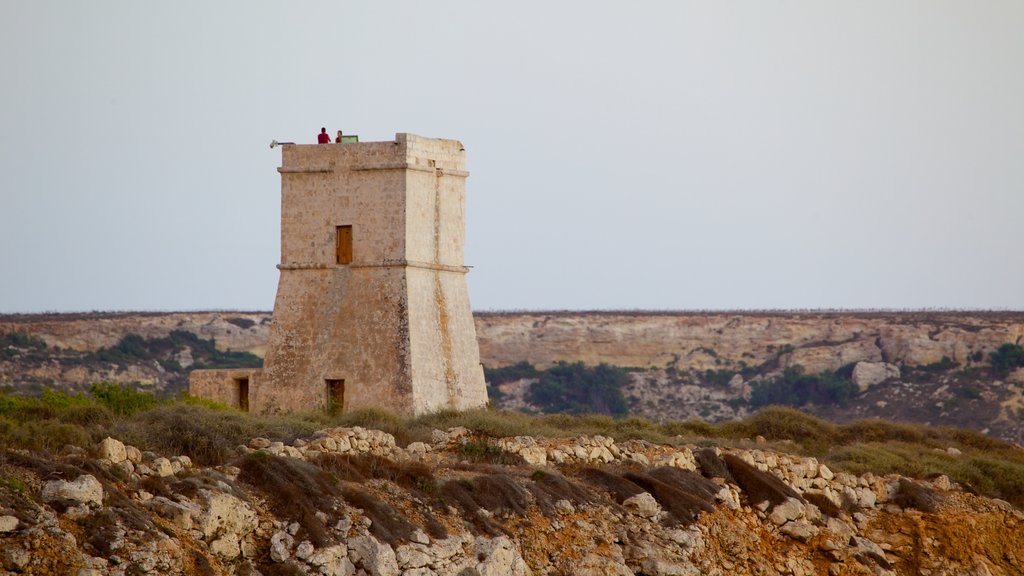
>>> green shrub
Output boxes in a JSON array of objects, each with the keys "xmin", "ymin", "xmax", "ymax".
[
  {"xmin": 484, "ymin": 361, "xmax": 539, "ymax": 385},
  {"xmin": 0, "ymin": 332, "xmax": 47, "ymax": 359},
  {"xmin": 703, "ymin": 369, "xmax": 736, "ymax": 387},
  {"xmin": 527, "ymin": 362, "xmax": 630, "ymax": 416},
  {"xmin": 89, "ymin": 383, "xmax": 158, "ymax": 415},
  {"xmin": 88, "ymin": 331, "xmax": 262, "ymax": 371},
  {"xmin": 749, "ymin": 365, "xmax": 857, "ymax": 408},
  {"xmin": 990, "ymin": 343, "xmax": 1024, "ymax": 374}
]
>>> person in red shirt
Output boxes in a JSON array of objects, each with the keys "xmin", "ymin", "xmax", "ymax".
[{"xmin": 317, "ymin": 127, "xmax": 330, "ymax": 144}]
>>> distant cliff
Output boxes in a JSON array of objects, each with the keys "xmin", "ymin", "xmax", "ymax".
[{"xmin": 3, "ymin": 311, "xmax": 1024, "ymax": 443}]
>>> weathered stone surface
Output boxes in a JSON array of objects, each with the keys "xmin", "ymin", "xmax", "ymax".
[
  {"xmin": 769, "ymin": 497, "xmax": 805, "ymax": 526},
  {"xmin": 96, "ymin": 437, "xmax": 127, "ymax": 463},
  {"xmin": 0, "ymin": 515, "xmax": 19, "ymax": 532},
  {"xmin": 125, "ymin": 445, "xmax": 143, "ymax": 464},
  {"xmin": 41, "ymin": 474, "xmax": 103, "ymax": 507},
  {"xmin": 475, "ymin": 536, "xmax": 531, "ymax": 576},
  {"xmin": 151, "ymin": 457, "xmax": 174, "ymax": 477},
  {"xmin": 146, "ymin": 496, "xmax": 194, "ymax": 530},
  {"xmin": 852, "ymin": 361, "xmax": 901, "ymax": 392},
  {"xmin": 209, "ymin": 533, "xmax": 241, "ymax": 560},
  {"xmin": 780, "ymin": 519, "xmax": 819, "ymax": 542},
  {"xmin": 348, "ymin": 534, "xmax": 400, "ymax": 576},
  {"xmin": 194, "ymin": 490, "xmax": 258, "ymax": 541},
  {"xmin": 270, "ymin": 531, "xmax": 293, "ymax": 562},
  {"xmin": 623, "ymin": 492, "xmax": 661, "ymax": 518}
]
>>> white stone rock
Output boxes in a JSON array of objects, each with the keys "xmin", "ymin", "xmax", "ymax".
[
  {"xmin": 249, "ymin": 437, "xmax": 272, "ymax": 449},
  {"xmin": 396, "ymin": 544, "xmax": 432, "ymax": 569},
  {"xmin": 97, "ymin": 437, "xmax": 127, "ymax": 463},
  {"xmin": 769, "ymin": 497, "xmax": 805, "ymax": 526},
  {"xmin": 475, "ymin": 536, "xmax": 531, "ymax": 576},
  {"xmin": 146, "ymin": 496, "xmax": 195, "ymax": 530},
  {"xmin": 295, "ymin": 540, "xmax": 315, "ymax": 561},
  {"xmin": 0, "ymin": 515, "xmax": 18, "ymax": 532},
  {"xmin": 194, "ymin": 490, "xmax": 258, "ymax": 541},
  {"xmin": 309, "ymin": 544, "xmax": 350, "ymax": 576},
  {"xmin": 270, "ymin": 531, "xmax": 294, "ymax": 562},
  {"xmin": 818, "ymin": 464, "xmax": 835, "ymax": 481},
  {"xmin": 851, "ymin": 362, "xmax": 901, "ymax": 392},
  {"xmin": 348, "ymin": 534, "xmax": 400, "ymax": 576},
  {"xmin": 41, "ymin": 474, "xmax": 103, "ymax": 507},
  {"xmin": 407, "ymin": 442, "xmax": 430, "ymax": 456},
  {"xmin": 780, "ymin": 519, "xmax": 819, "ymax": 542},
  {"xmin": 151, "ymin": 457, "xmax": 174, "ymax": 477},
  {"xmin": 124, "ymin": 445, "xmax": 143, "ymax": 464},
  {"xmin": 857, "ymin": 487, "xmax": 878, "ymax": 509},
  {"xmin": 209, "ymin": 533, "xmax": 241, "ymax": 561},
  {"xmin": 623, "ymin": 492, "xmax": 662, "ymax": 518}
]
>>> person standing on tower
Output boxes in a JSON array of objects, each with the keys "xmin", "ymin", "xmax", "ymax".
[{"xmin": 317, "ymin": 127, "xmax": 330, "ymax": 144}]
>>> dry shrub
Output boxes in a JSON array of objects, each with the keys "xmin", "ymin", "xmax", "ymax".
[
  {"xmin": 321, "ymin": 454, "xmax": 437, "ymax": 496},
  {"xmin": 472, "ymin": 474, "xmax": 531, "ymax": 516},
  {"xmin": 314, "ymin": 453, "xmax": 368, "ymax": 483},
  {"xmin": 575, "ymin": 467, "xmax": 645, "ymax": 504},
  {"xmin": 647, "ymin": 466, "xmax": 721, "ymax": 502},
  {"xmin": 0, "ymin": 417, "xmax": 92, "ymax": 453},
  {"xmin": 456, "ymin": 441, "xmax": 526, "ymax": 465},
  {"xmin": 237, "ymin": 453, "xmax": 340, "ymax": 546},
  {"xmin": 719, "ymin": 407, "xmax": 837, "ymax": 453},
  {"xmin": 951, "ymin": 454, "xmax": 1024, "ymax": 507},
  {"xmin": 526, "ymin": 470, "xmax": 596, "ymax": 514},
  {"xmin": 260, "ymin": 562, "xmax": 307, "ymax": 576},
  {"xmin": 114, "ymin": 404, "xmax": 317, "ymax": 466},
  {"xmin": 837, "ymin": 419, "xmax": 927, "ymax": 445},
  {"xmin": 341, "ymin": 487, "xmax": 417, "ymax": 544},
  {"xmin": 323, "ymin": 408, "xmax": 414, "ymax": 446},
  {"xmin": 439, "ymin": 479, "xmax": 504, "ymax": 535},
  {"xmin": 659, "ymin": 419, "xmax": 716, "ymax": 438},
  {"xmin": 722, "ymin": 453, "xmax": 801, "ymax": 509},
  {"xmin": 693, "ymin": 448, "xmax": 735, "ymax": 483},
  {"xmin": 413, "ymin": 408, "xmax": 546, "ymax": 441},
  {"xmin": 803, "ymin": 491, "xmax": 841, "ymax": 517},
  {"xmin": 622, "ymin": 471, "xmax": 714, "ymax": 526},
  {"xmin": 437, "ymin": 473, "xmax": 533, "ymax": 535},
  {"xmin": 314, "ymin": 454, "xmax": 448, "ymax": 538}
]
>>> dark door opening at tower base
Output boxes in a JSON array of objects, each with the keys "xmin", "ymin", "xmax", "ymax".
[
  {"xmin": 326, "ymin": 379, "xmax": 345, "ymax": 414},
  {"xmin": 235, "ymin": 377, "xmax": 250, "ymax": 412}
]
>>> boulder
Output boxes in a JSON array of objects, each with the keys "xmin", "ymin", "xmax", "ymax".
[
  {"xmin": 41, "ymin": 474, "xmax": 103, "ymax": 507},
  {"xmin": 194, "ymin": 490, "xmax": 258, "ymax": 541},
  {"xmin": 151, "ymin": 457, "xmax": 175, "ymax": 477},
  {"xmin": 0, "ymin": 516, "xmax": 18, "ymax": 533},
  {"xmin": 851, "ymin": 362, "xmax": 900, "ymax": 392},
  {"xmin": 769, "ymin": 497, "xmax": 805, "ymax": 526},
  {"xmin": 270, "ymin": 531, "xmax": 294, "ymax": 562},
  {"xmin": 475, "ymin": 536, "xmax": 531, "ymax": 576},
  {"xmin": 623, "ymin": 492, "xmax": 661, "ymax": 518},
  {"xmin": 348, "ymin": 534, "xmax": 400, "ymax": 576},
  {"xmin": 209, "ymin": 533, "xmax": 241, "ymax": 561},
  {"xmin": 96, "ymin": 437, "xmax": 127, "ymax": 463}
]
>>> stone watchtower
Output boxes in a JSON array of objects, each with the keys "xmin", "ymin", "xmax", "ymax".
[{"xmin": 190, "ymin": 133, "xmax": 488, "ymax": 416}]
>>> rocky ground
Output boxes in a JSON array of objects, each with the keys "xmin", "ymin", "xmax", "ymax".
[{"xmin": 2, "ymin": 425, "xmax": 1023, "ymax": 576}]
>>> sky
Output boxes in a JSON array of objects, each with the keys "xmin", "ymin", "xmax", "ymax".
[{"xmin": 2, "ymin": 2, "xmax": 1023, "ymax": 313}]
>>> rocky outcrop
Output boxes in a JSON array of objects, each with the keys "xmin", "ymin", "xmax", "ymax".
[
  {"xmin": 474, "ymin": 311, "xmax": 1024, "ymax": 371},
  {"xmin": 2, "ymin": 427, "xmax": 1023, "ymax": 575}
]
